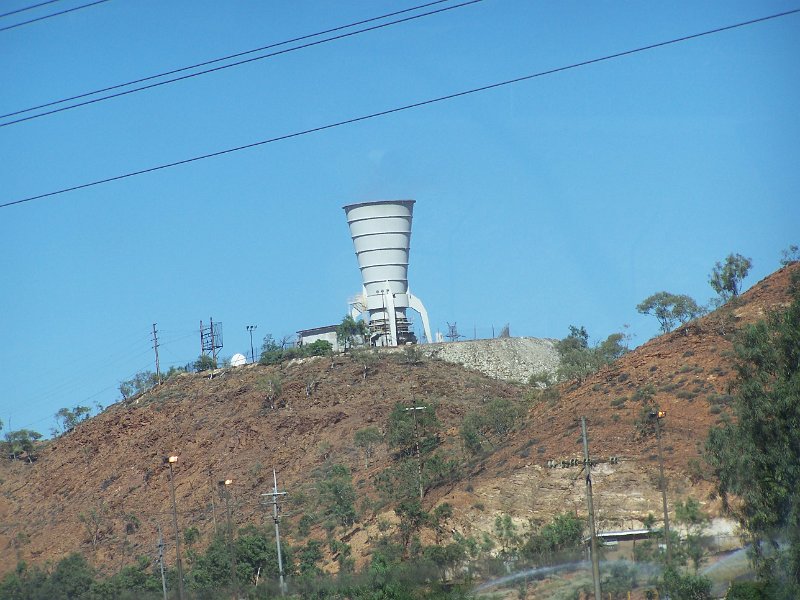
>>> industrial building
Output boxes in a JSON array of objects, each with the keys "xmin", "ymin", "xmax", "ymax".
[{"xmin": 343, "ymin": 199, "xmax": 432, "ymax": 347}]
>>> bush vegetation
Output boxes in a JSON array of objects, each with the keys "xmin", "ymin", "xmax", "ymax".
[{"xmin": 259, "ymin": 334, "xmax": 332, "ymax": 365}]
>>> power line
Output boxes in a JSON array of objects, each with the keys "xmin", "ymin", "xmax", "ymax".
[
  {"xmin": 0, "ymin": 0, "xmax": 62, "ymax": 19},
  {"xmin": 1, "ymin": 0, "xmax": 456, "ymax": 120},
  {"xmin": 3, "ymin": 7, "xmax": 798, "ymax": 210},
  {"xmin": 0, "ymin": 0, "xmax": 111, "ymax": 33},
  {"xmin": 0, "ymin": 0, "xmax": 482, "ymax": 126}
]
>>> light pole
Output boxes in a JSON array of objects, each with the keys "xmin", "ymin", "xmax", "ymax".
[
  {"xmin": 165, "ymin": 456, "xmax": 185, "ymax": 600},
  {"xmin": 247, "ymin": 325, "xmax": 258, "ymax": 363},
  {"xmin": 650, "ymin": 410, "xmax": 672, "ymax": 564},
  {"xmin": 218, "ymin": 479, "xmax": 237, "ymax": 598}
]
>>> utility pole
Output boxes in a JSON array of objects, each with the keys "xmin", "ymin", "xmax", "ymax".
[
  {"xmin": 405, "ymin": 400, "xmax": 427, "ymax": 501},
  {"xmin": 580, "ymin": 417, "xmax": 602, "ymax": 600},
  {"xmin": 209, "ymin": 318, "xmax": 217, "ymax": 379},
  {"xmin": 157, "ymin": 523, "xmax": 167, "ymax": 600},
  {"xmin": 218, "ymin": 479, "xmax": 237, "ymax": 599},
  {"xmin": 651, "ymin": 410, "xmax": 672, "ymax": 564},
  {"xmin": 152, "ymin": 323, "xmax": 161, "ymax": 385},
  {"xmin": 261, "ymin": 470, "xmax": 288, "ymax": 596},
  {"xmin": 208, "ymin": 468, "xmax": 218, "ymax": 536},
  {"xmin": 165, "ymin": 456, "xmax": 185, "ymax": 600},
  {"xmin": 247, "ymin": 325, "xmax": 257, "ymax": 363}
]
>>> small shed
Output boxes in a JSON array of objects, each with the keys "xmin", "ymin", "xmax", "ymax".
[{"xmin": 297, "ymin": 325, "xmax": 340, "ymax": 352}]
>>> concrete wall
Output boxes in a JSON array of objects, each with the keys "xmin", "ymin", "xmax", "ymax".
[{"xmin": 300, "ymin": 330, "xmax": 340, "ymax": 353}]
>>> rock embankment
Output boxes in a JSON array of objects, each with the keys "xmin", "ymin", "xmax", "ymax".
[{"xmin": 421, "ymin": 337, "xmax": 559, "ymax": 383}]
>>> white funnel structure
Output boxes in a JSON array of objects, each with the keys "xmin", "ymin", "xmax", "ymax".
[{"xmin": 344, "ymin": 200, "xmax": 432, "ymax": 347}]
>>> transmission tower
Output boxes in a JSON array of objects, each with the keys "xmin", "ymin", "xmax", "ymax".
[{"xmin": 445, "ymin": 322, "xmax": 463, "ymax": 342}]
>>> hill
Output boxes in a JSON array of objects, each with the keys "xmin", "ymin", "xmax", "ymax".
[{"xmin": 1, "ymin": 263, "xmax": 797, "ymax": 587}]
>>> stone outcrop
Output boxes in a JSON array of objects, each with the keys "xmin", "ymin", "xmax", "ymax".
[{"xmin": 420, "ymin": 337, "xmax": 559, "ymax": 383}]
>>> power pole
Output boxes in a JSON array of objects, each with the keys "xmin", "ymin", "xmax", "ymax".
[
  {"xmin": 247, "ymin": 325, "xmax": 257, "ymax": 363},
  {"xmin": 580, "ymin": 417, "xmax": 602, "ymax": 600},
  {"xmin": 209, "ymin": 318, "xmax": 217, "ymax": 379},
  {"xmin": 261, "ymin": 470, "xmax": 288, "ymax": 596},
  {"xmin": 166, "ymin": 457, "xmax": 185, "ymax": 600},
  {"xmin": 157, "ymin": 523, "xmax": 167, "ymax": 600},
  {"xmin": 152, "ymin": 323, "xmax": 161, "ymax": 385},
  {"xmin": 651, "ymin": 410, "xmax": 672, "ymax": 564},
  {"xmin": 405, "ymin": 400, "xmax": 427, "ymax": 501},
  {"xmin": 208, "ymin": 468, "xmax": 218, "ymax": 536}
]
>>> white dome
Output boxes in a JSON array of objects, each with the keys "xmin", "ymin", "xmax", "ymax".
[{"xmin": 230, "ymin": 353, "xmax": 247, "ymax": 367}]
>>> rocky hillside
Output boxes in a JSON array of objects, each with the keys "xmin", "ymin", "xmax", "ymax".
[
  {"xmin": 1, "ymin": 263, "xmax": 796, "ymax": 579},
  {"xmin": 421, "ymin": 336, "xmax": 559, "ymax": 383}
]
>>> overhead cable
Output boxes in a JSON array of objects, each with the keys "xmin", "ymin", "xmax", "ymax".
[
  {"xmin": 0, "ymin": 0, "xmax": 111, "ymax": 33},
  {"xmin": 2, "ymin": 7, "xmax": 798, "ymax": 210},
  {"xmin": 0, "ymin": 0, "xmax": 62, "ymax": 19},
  {"xmin": 0, "ymin": 0, "xmax": 480, "ymax": 125}
]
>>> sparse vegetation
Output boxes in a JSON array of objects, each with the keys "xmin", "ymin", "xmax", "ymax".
[
  {"xmin": 5, "ymin": 264, "xmax": 798, "ymax": 599},
  {"xmin": 260, "ymin": 334, "xmax": 333, "ymax": 365},
  {"xmin": 119, "ymin": 370, "xmax": 163, "ymax": 399},
  {"xmin": 353, "ymin": 426, "xmax": 383, "ymax": 469},
  {"xmin": 351, "ymin": 348, "xmax": 379, "ymax": 380},
  {"xmin": 460, "ymin": 398, "xmax": 524, "ymax": 456},
  {"xmin": 257, "ymin": 374, "xmax": 283, "ymax": 409},
  {"xmin": 193, "ymin": 354, "xmax": 217, "ymax": 373},
  {"xmin": 780, "ymin": 244, "xmax": 799, "ymax": 266}
]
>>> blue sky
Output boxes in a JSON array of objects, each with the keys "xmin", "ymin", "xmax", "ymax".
[{"xmin": 1, "ymin": 0, "xmax": 798, "ymax": 436}]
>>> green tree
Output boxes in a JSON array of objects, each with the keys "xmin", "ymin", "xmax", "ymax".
[
  {"xmin": 352, "ymin": 348, "xmax": 379, "ymax": 380},
  {"xmin": 659, "ymin": 565, "xmax": 712, "ymax": 600},
  {"xmin": 675, "ymin": 497, "xmax": 710, "ymax": 572},
  {"xmin": 54, "ymin": 405, "xmax": 91, "ymax": 434},
  {"xmin": 119, "ymin": 370, "xmax": 160, "ymax": 400},
  {"xmin": 460, "ymin": 399, "xmax": 523, "ymax": 455},
  {"xmin": 706, "ymin": 278, "xmax": 800, "ymax": 597},
  {"xmin": 493, "ymin": 514, "xmax": 519, "ymax": 557},
  {"xmin": 520, "ymin": 512, "xmax": 584, "ymax": 563},
  {"xmin": 304, "ymin": 339, "xmax": 333, "ymax": 357},
  {"xmin": 317, "ymin": 464, "xmax": 357, "ymax": 528},
  {"xmin": 192, "ymin": 354, "xmax": 217, "ymax": 373},
  {"xmin": 710, "ymin": 253, "xmax": 752, "ymax": 303},
  {"xmin": 336, "ymin": 315, "xmax": 368, "ymax": 352},
  {"xmin": 354, "ymin": 426, "xmax": 383, "ymax": 469},
  {"xmin": 110, "ymin": 554, "xmax": 163, "ymax": 596},
  {"xmin": 637, "ymin": 292, "xmax": 705, "ymax": 333},
  {"xmin": 780, "ymin": 244, "xmax": 799, "ymax": 267},
  {"xmin": 387, "ymin": 401, "xmax": 440, "ymax": 458},
  {"xmin": 556, "ymin": 326, "xmax": 627, "ymax": 383},
  {"xmin": 49, "ymin": 554, "xmax": 97, "ymax": 599},
  {"xmin": 4, "ymin": 429, "xmax": 43, "ymax": 462},
  {"xmin": 430, "ymin": 503, "xmax": 454, "ymax": 545},
  {"xmin": 257, "ymin": 375, "xmax": 283, "ymax": 409},
  {"xmin": 259, "ymin": 333, "xmax": 283, "ymax": 364},
  {"xmin": 395, "ymin": 499, "xmax": 429, "ymax": 555}
]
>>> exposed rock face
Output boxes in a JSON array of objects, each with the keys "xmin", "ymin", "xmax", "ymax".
[{"xmin": 421, "ymin": 337, "xmax": 559, "ymax": 383}]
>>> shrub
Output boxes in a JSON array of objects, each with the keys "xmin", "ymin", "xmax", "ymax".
[{"xmin": 460, "ymin": 399, "xmax": 523, "ymax": 455}]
